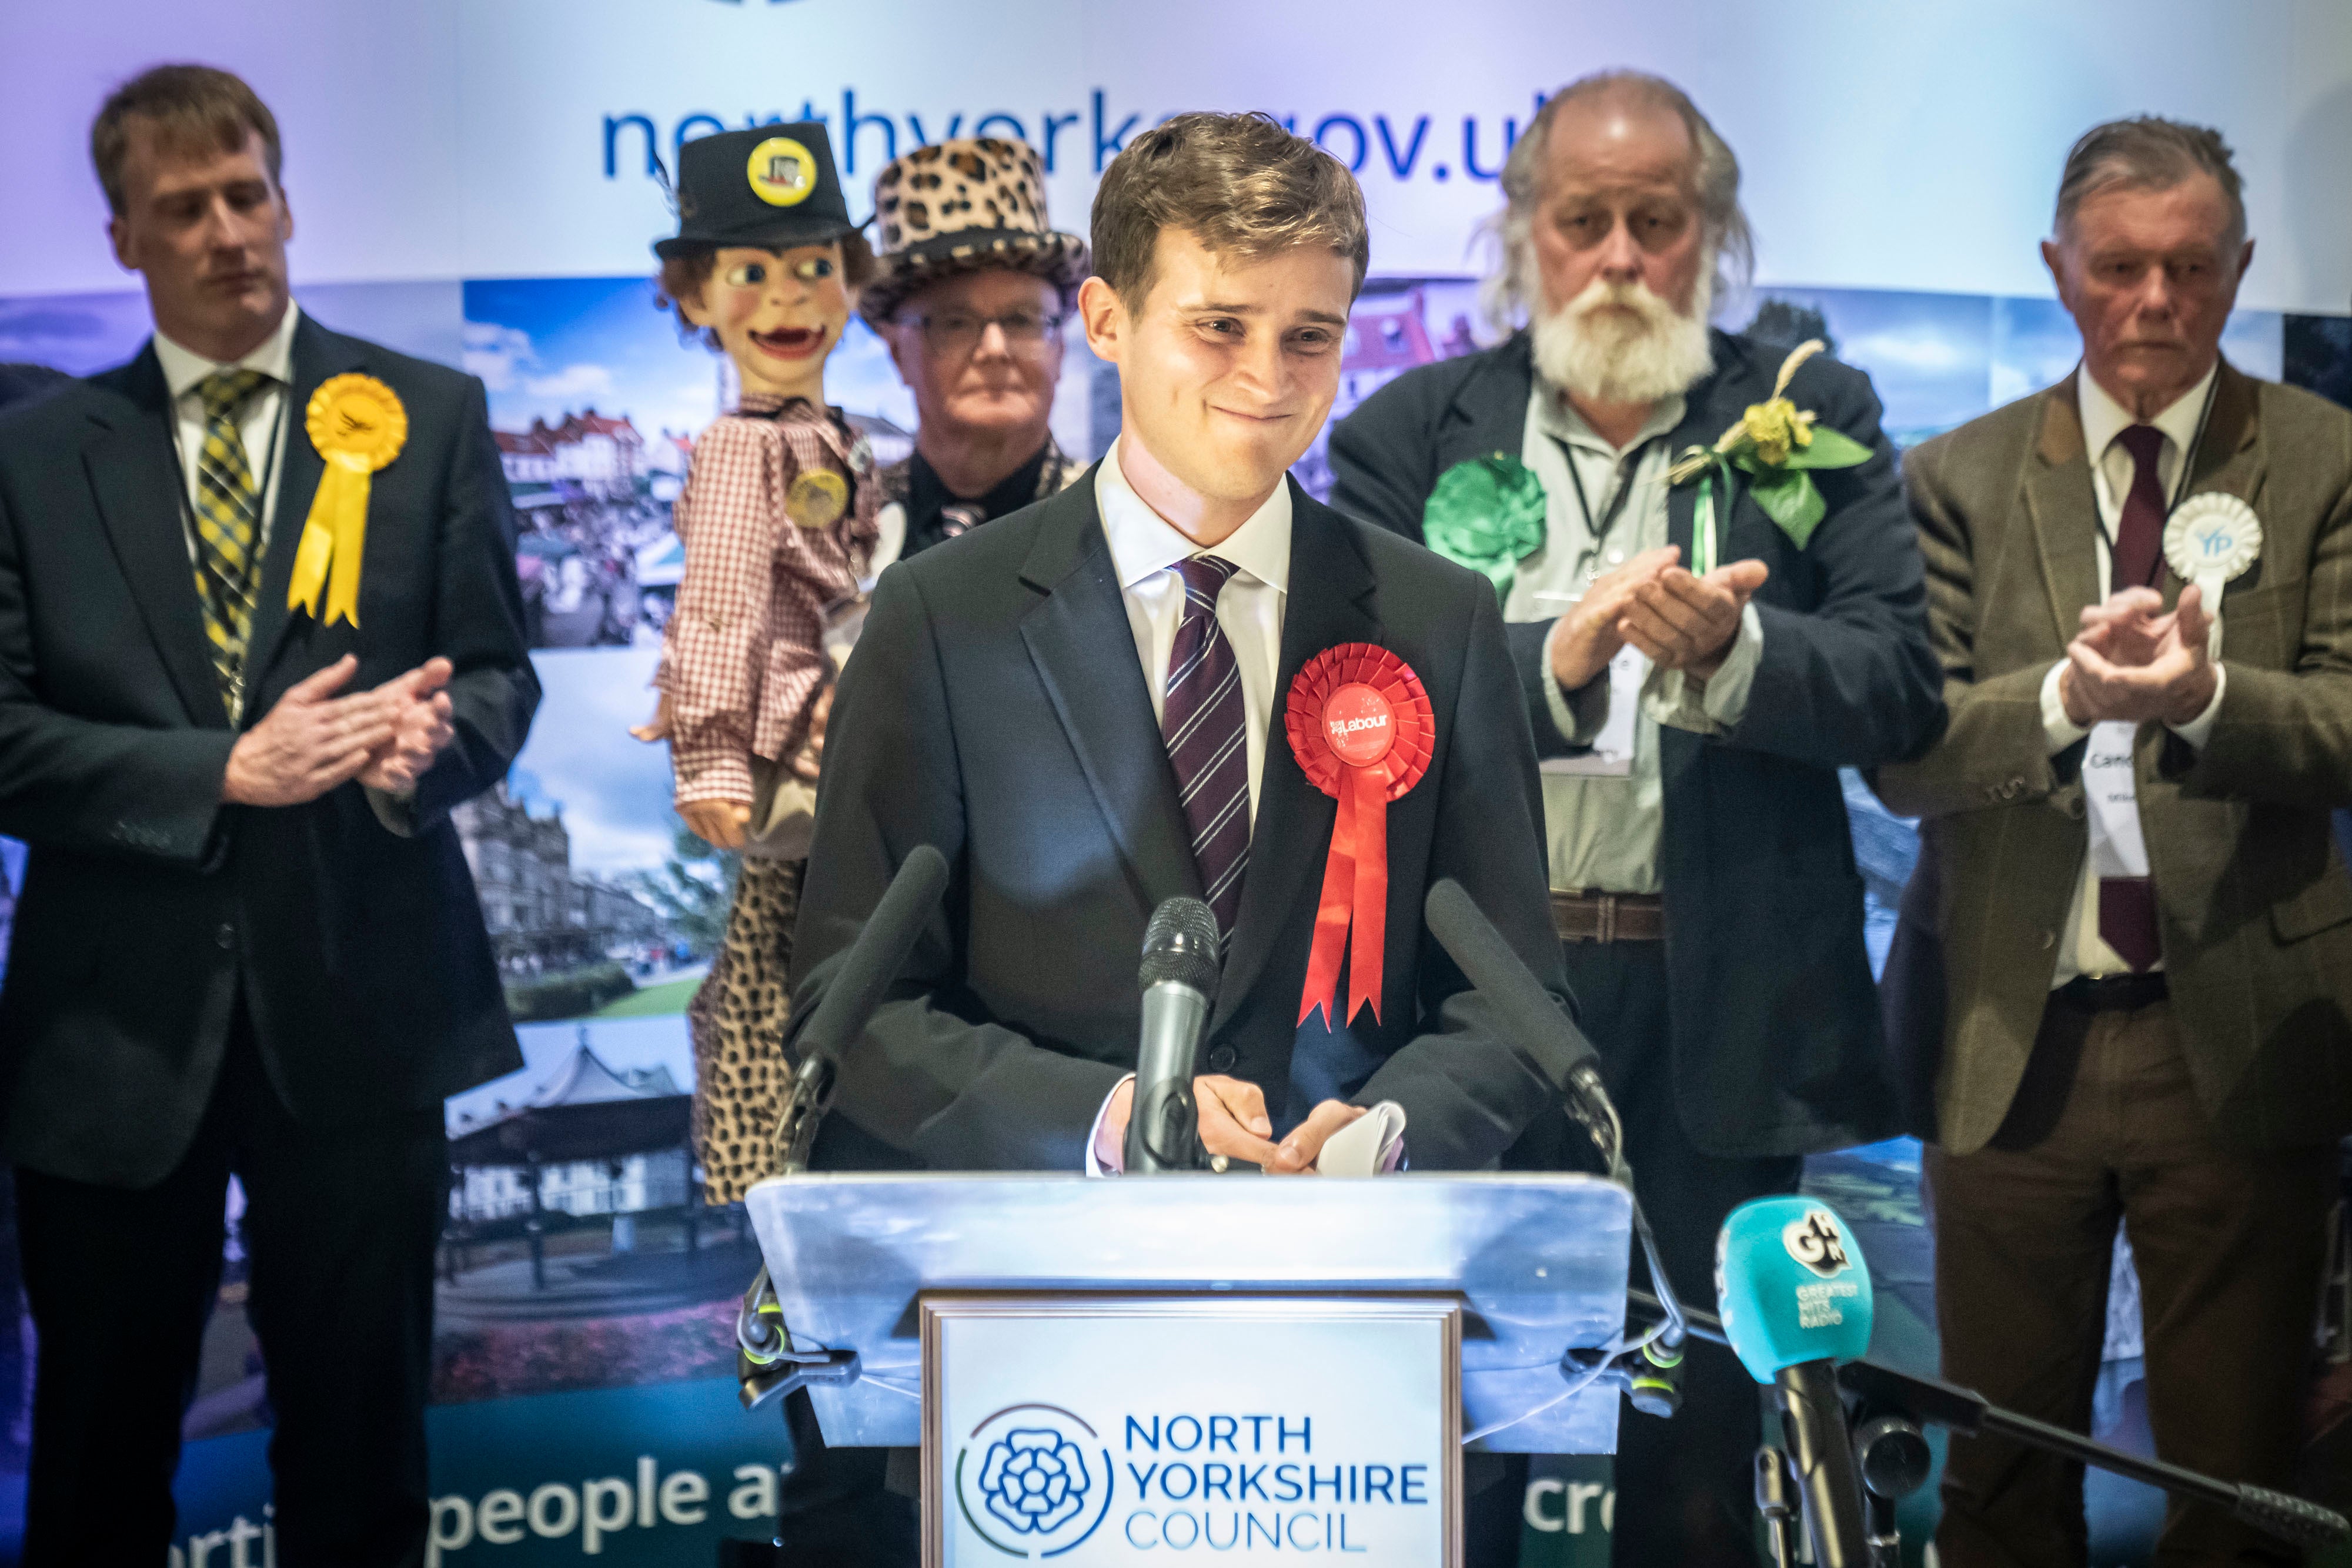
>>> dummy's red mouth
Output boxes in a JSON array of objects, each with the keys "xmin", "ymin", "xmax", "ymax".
[{"xmin": 750, "ymin": 326, "xmax": 826, "ymax": 359}]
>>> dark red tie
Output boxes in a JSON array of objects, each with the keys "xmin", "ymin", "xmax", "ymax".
[
  {"xmin": 1162, "ymin": 556, "xmax": 1250, "ymax": 946},
  {"xmin": 2097, "ymin": 424, "xmax": 2164, "ymax": 971}
]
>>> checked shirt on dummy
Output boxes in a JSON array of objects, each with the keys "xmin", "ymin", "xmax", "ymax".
[{"xmin": 655, "ymin": 393, "xmax": 877, "ymax": 1203}]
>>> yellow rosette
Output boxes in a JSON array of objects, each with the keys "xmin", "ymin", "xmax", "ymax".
[{"xmin": 290, "ymin": 373, "xmax": 407, "ymax": 627}]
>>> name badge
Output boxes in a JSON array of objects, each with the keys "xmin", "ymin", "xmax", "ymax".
[
  {"xmin": 2083, "ymin": 722, "xmax": 2149, "ymax": 880},
  {"xmin": 1541, "ymin": 644, "xmax": 1641, "ymax": 779}
]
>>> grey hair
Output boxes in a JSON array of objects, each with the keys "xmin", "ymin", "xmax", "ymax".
[
  {"xmin": 2054, "ymin": 116, "xmax": 2246, "ymax": 251},
  {"xmin": 1477, "ymin": 70, "xmax": 1755, "ymax": 334}
]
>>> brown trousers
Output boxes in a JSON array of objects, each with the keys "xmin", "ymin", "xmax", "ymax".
[{"xmin": 1927, "ymin": 994, "xmax": 2336, "ymax": 1567}]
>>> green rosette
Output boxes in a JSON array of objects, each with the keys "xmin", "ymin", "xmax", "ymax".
[{"xmin": 1422, "ymin": 452, "xmax": 1548, "ymax": 603}]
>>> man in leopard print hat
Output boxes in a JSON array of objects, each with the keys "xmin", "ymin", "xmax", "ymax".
[{"xmin": 862, "ymin": 138, "xmax": 1090, "ymax": 562}]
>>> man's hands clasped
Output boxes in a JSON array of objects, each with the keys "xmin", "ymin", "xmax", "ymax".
[
  {"xmin": 1094, "ymin": 1075, "xmax": 1369, "ymax": 1175},
  {"xmin": 2059, "ymin": 585, "xmax": 2220, "ymax": 728},
  {"xmin": 1548, "ymin": 546, "xmax": 1770, "ymax": 692},
  {"xmin": 221, "ymin": 654, "xmax": 457, "ymax": 807}
]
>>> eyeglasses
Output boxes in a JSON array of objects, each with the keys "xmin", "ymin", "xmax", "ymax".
[{"xmin": 904, "ymin": 309, "xmax": 1063, "ymax": 357}]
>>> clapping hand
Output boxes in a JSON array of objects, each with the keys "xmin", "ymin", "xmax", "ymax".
[
  {"xmin": 356, "ymin": 657, "xmax": 456, "ymax": 795},
  {"xmin": 2060, "ymin": 585, "xmax": 2218, "ymax": 727},
  {"xmin": 1548, "ymin": 547, "xmax": 1679, "ymax": 691},
  {"xmin": 1618, "ymin": 559, "xmax": 1770, "ymax": 680},
  {"xmin": 223, "ymin": 655, "xmax": 450, "ymax": 807}
]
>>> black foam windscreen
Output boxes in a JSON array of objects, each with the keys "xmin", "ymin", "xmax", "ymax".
[
  {"xmin": 796, "ymin": 843, "xmax": 950, "ymax": 1065},
  {"xmin": 1139, "ymin": 895, "xmax": 1221, "ymax": 996},
  {"xmin": 1423, "ymin": 878, "xmax": 1598, "ymax": 1091}
]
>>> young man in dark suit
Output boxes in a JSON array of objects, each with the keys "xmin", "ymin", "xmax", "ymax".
[
  {"xmin": 778, "ymin": 110, "xmax": 1574, "ymax": 1566},
  {"xmin": 0, "ymin": 66, "xmax": 537, "ymax": 1564},
  {"xmin": 1327, "ymin": 72, "xmax": 1943, "ymax": 1568}
]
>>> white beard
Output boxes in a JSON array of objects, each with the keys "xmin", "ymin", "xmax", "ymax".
[{"xmin": 1529, "ymin": 272, "xmax": 1715, "ymax": 407}]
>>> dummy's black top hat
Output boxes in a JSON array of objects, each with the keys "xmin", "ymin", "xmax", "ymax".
[{"xmin": 654, "ymin": 123, "xmax": 858, "ymax": 259}]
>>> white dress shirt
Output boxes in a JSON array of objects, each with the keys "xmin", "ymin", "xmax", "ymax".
[
  {"xmin": 151, "ymin": 302, "xmax": 303, "ymax": 570},
  {"xmin": 2039, "ymin": 362, "xmax": 2230, "ymax": 984},
  {"xmin": 1095, "ymin": 434, "xmax": 1291, "ymax": 826},
  {"xmin": 1516, "ymin": 386, "xmax": 1765, "ymax": 894}
]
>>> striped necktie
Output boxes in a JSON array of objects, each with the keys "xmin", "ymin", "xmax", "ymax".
[
  {"xmin": 1162, "ymin": 556, "xmax": 1251, "ymax": 946},
  {"xmin": 191, "ymin": 367, "xmax": 271, "ymax": 720}
]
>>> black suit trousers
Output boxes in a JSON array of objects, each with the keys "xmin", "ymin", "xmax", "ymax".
[
  {"xmin": 13, "ymin": 998, "xmax": 448, "ymax": 1567},
  {"xmin": 1473, "ymin": 942, "xmax": 1803, "ymax": 1568}
]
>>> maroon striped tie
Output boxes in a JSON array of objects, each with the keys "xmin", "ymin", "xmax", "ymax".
[
  {"xmin": 2097, "ymin": 424, "xmax": 2164, "ymax": 972},
  {"xmin": 1164, "ymin": 556, "xmax": 1251, "ymax": 945}
]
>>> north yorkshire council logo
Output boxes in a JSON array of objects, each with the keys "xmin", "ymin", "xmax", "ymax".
[{"xmin": 956, "ymin": 1403, "xmax": 1115, "ymax": 1557}]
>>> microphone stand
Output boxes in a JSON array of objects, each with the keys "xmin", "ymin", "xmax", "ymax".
[
  {"xmin": 1624, "ymin": 1289, "xmax": 2350, "ymax": 1554},
  {"xmin": 729, "ymin": 1052, "xmax": 866, "ymax": 1412}
]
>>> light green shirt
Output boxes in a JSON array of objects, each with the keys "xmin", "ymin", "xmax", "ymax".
[{"xmin": 1504, "ymin": 385, "xmax": 1764, "ymax": 894}]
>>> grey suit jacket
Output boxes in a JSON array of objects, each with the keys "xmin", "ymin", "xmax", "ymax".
[{"xmin": 1876, "ymin": 364, "xmax": 2352, "ymax": 1153}]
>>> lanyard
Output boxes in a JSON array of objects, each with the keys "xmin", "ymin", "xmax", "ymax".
[{"xmin": 1555, "ymin": 434, "xmax": 1659, "ymax": 589}]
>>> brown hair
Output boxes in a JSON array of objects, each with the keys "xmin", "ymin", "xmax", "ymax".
[
  {"xmin": 654, "ymin": 234, "xmax": 878, "ymax": 350},
  {"xmin": 2055, "ymin": 116, "xmax": 2246, "ymax": 250},
  {"xmin": 91, "ymin": 64, "xmax": 282, "ymax": 218},
  {"xmin": 1090, "ymin": 111, "xmax": 1369, "ymax": 310}
]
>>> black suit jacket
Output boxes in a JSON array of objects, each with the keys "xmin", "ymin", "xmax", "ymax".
[
  {"xmin": 0, "ymin": 315, "xmax": 539, "ymax": 1186},
  {"xmin": 788, "ymin": 470, "xmax": 1572, "ymax": 1173},
  {"xmin": 1327, "ymin": 331, "xmax": 1945, "ymax": 1157}
]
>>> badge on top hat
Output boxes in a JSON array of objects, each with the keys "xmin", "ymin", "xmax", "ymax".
[
  {"xmin": 654, "ymin": 123, "xmax": 858, "ymax": 259},
  {"xmin": 858, "ymin": 137, "xmax": 1090, "ymax": 326}
]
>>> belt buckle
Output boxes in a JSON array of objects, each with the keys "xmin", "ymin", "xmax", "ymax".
[{"xmin": 1595, "ymin": 893, "xmax": 1617, "ymax": 944}]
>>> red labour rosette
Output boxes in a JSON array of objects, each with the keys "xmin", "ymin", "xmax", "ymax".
[{"xmin": 1284, "ymin": 643, "xmax": 1435, "ymax": 1029}]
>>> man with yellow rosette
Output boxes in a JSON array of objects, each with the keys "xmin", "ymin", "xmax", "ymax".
[{"xmin": 0, "ymin": 66, "xmax": 538, "ymax": 1564}]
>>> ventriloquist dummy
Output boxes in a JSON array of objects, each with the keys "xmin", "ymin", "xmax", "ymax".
[{"xmin": 639, "ymin": 125, "xmax": 878, "ymax": 1203}]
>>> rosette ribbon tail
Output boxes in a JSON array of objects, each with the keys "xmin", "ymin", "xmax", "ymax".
[
  {"xmin": 1347, "ymin": 762, "xmax": 1388, "ymax": 1024},
  {"xmin": 1297, "ymin": 762, "xmax": 1393, "ymax": 1029},
  {"xmin": 288, "ymin": 450, "xmax": 372, "ymax": 627},
  {"xmin": 1299, "ymin": 773, "xmax": 1359, "ymax": 1030}
]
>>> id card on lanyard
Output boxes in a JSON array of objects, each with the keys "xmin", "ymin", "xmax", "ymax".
[{"xmin": 2082, "ymin": 375, "xmax": 2219, "ymax": 887}]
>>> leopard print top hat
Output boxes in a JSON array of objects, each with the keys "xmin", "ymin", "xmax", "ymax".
[{"xmin": 859, "ymin": 138, "xmax": 1090, "ymax": 327}]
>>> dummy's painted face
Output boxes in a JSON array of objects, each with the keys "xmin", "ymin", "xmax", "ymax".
[{"xmin": 681, "ymin": 242, "xmax": 851, "ymax": 400}]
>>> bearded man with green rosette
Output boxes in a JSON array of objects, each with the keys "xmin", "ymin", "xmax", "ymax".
[{"xmin": 1328, "ymin": 70, "xmax": 1944, "ymax": 1568}]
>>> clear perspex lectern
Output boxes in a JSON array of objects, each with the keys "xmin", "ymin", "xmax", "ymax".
[{"xmin": 744, "ymin": 1173, "xmax": 1632, "ymax": 1566}]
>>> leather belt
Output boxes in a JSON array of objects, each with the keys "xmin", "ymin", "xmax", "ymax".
[
  {"xmin": 1551, "ymin": 890, "xmax": 1665, "ymax": 944},
  {"xmin": 2056, "ymin": 972, "xmax": 2169, "ymax": 1013}
]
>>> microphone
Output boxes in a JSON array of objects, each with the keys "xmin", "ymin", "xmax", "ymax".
[
  {"xmin": 1422, "ymin": 881, "xmax": 1688, "ymax": 1344},
  {"xmin": 1716, "ymin": 1196, "xmax": 1875, "ymax": 1568},
  {"xmin": 775, "ymin": 842, "xmax": 950, "ymax": 1174},
  {"xmin": 744, "ymin": 843, "xmax": 949, "ymax": 1411},
  {"xmin": 1422, "ymin": 880, "xmax": 1611, "ymax": 1130},
  {"xmin": 1125, "ymin": 897, "xmax": 1221, "ymax": 1174}
]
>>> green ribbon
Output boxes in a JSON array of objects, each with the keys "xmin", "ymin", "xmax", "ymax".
[{"xmin": 1422, "ymin": 452, "xmax": 1548, "ymax": 603}]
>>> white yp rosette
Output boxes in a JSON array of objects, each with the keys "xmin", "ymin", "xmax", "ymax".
[{"xmin": 2163, "ymin": 492, "xmax": 2262, "ymax": 661}]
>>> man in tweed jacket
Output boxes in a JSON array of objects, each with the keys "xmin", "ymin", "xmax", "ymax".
[{"xmin": 1876, "ymin": 116, "xmax": 2351, "ymax": 1567}]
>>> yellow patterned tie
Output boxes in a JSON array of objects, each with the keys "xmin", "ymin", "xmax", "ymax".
[{"xmin": 191, "ymin": 367, "xmax": 270, "ymax": 720}]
